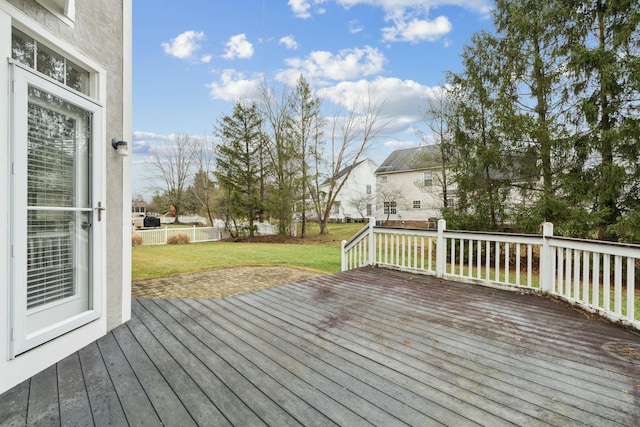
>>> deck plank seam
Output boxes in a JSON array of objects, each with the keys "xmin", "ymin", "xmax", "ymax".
[
  {"xmin": 191, "ymin": 297, "xmax": 433, "ymax": 427},
  {"xmin": 278, "ymin": 282, "xmax": 636, "ymax": 406},
  {"xmin": 166, "ymin": 298, "xmax": 373, "ymax": 427},
  {"xmin": 290, "ymin": 278, "xmax": 637, "ymax": 379},
  {"xmin": 127, "ymin": 307, "xmax": 234, "ymax": 426},
  {"xmin": 234, "ymin": 291, "xmax": 508, "ymax": 426},
  {"xmin": 251, "ymin": 282, "xmax": 632, "ymax": 426},
  {"xmin": 211, "ymin": 296, "xmax": 464, "ymax": 426},
  {"xmin": 134, "ymin": 300, "xmax": 257, "ymax": 426}
]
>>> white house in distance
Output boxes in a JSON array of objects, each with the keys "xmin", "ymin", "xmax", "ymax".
[
  {"xmin": 321, "ymin": 158, "xmax": 378, "ymax": 222},
  {"xmin": 375, "ymin": 146, "xmax": 448, "ymax": 227},
  {"xmin": 0, "ymin": 0, "xmax": 132, "ymax": 394}
]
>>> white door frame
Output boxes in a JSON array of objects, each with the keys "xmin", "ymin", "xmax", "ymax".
[{"xmin": 10, "ymin": 62, "xmax": 104, "ymax": 357}]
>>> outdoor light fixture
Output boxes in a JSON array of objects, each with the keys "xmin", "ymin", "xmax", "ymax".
[{"xmin": 111, "ymin": 138, "xmax": 129, "ymax": 157}]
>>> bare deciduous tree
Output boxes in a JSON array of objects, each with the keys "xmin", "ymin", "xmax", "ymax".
[
  {"xmin": 260, "ymin": 83, "xmax": 297, "ymax": 236},
  {"xmin": 349, "ymin": 193, "xmax": 374, "ymax": 221},
  {"xmin": 310, "ymin": 83, "xmax": 391, "ymax": 234},
  {"xmin": 190, "ymin": 136, "xmax": 218, "ymax": 226},
  {"xmin": 377, "ymin": 183, "xmax": 407, "ymax": 224},
  {"xmin": 148, "ymin": 133, "xmax": 195, "ymax": 224}
]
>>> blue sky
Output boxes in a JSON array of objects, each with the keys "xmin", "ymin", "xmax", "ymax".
[{"xmin": 131, "ymin": 0, "xmax": 494, "ymax": 197}]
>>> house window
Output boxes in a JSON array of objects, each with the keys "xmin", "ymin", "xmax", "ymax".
[
  {"xmin": 333, "ymin": 201, "xmax": 341, "ymax": 214},
  {"xmin": 423, "ymin": 172, "xmax": 433, "ymax": 186},
  {"xmin": 379, "ymin": 176, "xmax": 387, "ymax": 184},
  {"xmin": 366, "ymin": 184, "xmax": 372, "ymax": 195},
  {"xmin": 12, "ymin": 28, "xmax": 89, "ymax": 95},
  {"xmin": 383, "ymin": 201, "xmax": 397, "ymax": 215},
  {"xmin": 366, "ymin": 204, "xmax": 372, "ymax": 216},
  {"xmin": 413, "ymin": 200, "xmax": 421, "ymax": 209},
  {"xmin": 35, "ymin": 0, "xmax": 76, "ymax": 25}
]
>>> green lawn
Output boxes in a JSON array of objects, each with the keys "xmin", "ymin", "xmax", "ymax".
[{"xmin": 132, "ymin": 222, "xmax": 365, "ymax": 281}]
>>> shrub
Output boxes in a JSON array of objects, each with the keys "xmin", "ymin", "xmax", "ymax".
[
  {"xmin": 132, "ymin": 231, "xmax": 143, "ymax": 247},
  {"xmin": 167, "ymin": 232, "xmax": 191, "ymax": 245}
]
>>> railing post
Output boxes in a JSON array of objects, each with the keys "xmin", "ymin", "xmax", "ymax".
[
  {"xmin": 341, "ymin": 240, "xmax": 347, "ymax": 271},
  {"xmin": 540, "ymin": 222, "xmax": 554, "ymax": 293},
  {"xmin": 436, "ymin": 219, "xmax": 446, "ymax": 278},
  {"xmin": 368, "ymin": 216, "xmax": 376, "ymax": 266}
]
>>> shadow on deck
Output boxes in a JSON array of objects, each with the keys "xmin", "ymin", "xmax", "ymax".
[{"xmin": 2, "ymin": 267, "xmax": 640, "ymax": 426}]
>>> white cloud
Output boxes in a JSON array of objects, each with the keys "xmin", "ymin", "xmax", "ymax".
[
  {"xmin": 289, "ymin": 0, "xmax": 328, "ymax": 18},
  {"xmin": 324, "ymin": 76, "xmax": 441, "ymax": 120},
  {"xmin": 222, "ymin": 34, "xmax": 254, "ymax": 60},
  {"xmin": 207, "ymin": 69, "xmax": 262, "ymax": 102},
  {"xmin": 279, "ymin": 35, "xmax": 299, "ymax": 50},
  {"xmin": 161, "ymin": 31, "xmax": 206, "ymax": 60},
  {"xmin": 277, "ymin": 46, "xmax": 386, "ymax": 84},
  {"xmin": 132, "ymin": 131, "xmax": 177, "ymax": 155},
  {"xmin": 133, "ymin": 131, "xmax": 175, "ymax": 141},
  {"xmin": 289, "ymin": 0, "xmax": 312, "ymax": 18},
  {"xmin": 201, "ymin": 54, "xmax": 212, "ymax": 63},
  {"xmin": 384, "ymin": 140, "xmax": 417, "ymax": 150},
  {"xmin": 335, "ymin": 0, "xmax": 491, "ymax": 16},
  {"xmin": 382, "ymin": 14, "xmax": 452, "ymax": 43},
  {"xmin": 334, "ymin": 0, "xmax": 491, "ymax": 43},
  {"xmin": 349, "ymin": 19, "xmax": 364, "ymax": 34}
]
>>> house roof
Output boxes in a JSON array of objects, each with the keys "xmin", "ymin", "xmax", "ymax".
[
  {"xmin": 375, "ymin": 145, "xmax": 442, "ymax": 175},
  {"xmin": 322, "ymin": 158, "xmax": 376, "ymax": 186}
]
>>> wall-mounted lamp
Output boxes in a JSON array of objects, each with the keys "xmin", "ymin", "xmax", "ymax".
[{"xmin": 111, "ymin": 138, "xmax": 129, "ymax": 157}]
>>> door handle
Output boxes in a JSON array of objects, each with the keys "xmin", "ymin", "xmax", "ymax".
[{"xmin": 95, "ymin": 201, "xmax": 106, "ymax": 221}]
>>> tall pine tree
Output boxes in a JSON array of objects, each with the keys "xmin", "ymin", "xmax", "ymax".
[
  {"xmin": 214, "ymin": 100, "xmax": 265, "ymax": 237},
  {"xmin": 563, "ymin": 0, "xmax": 640, "ymax": 239}
]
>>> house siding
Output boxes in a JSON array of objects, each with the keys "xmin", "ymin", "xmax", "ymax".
[
  {"xmin": 0, "ymin": 0, "xmax": 131, "ymax": 394},
  {"xmin": 321, "ymin": 159, "xmax": 378, "ymax": 221},
  {"xmin": 376, "ymin": 169, "xmax": 445, "ymax": 222},
  {"xmin": 375, "ymin": 146, "xmax": 450, "ymax": 224}
]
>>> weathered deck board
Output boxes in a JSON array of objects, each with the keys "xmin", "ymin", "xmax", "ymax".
[
  {"xmin": 256, "ymin": 277, "xmax": 627, "ymax": 425},
  {"xmin": 2, "ymin": 267, "xmax": 640, "ymax": 426},
  {"xmin": 26, "ymin": 365, "xmax": 59, "ymax": 426}
]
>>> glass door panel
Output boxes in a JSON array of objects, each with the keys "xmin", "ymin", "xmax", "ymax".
[{"xmin": 11, "ymin": 64, "xmax": 101, "ymax": 356}]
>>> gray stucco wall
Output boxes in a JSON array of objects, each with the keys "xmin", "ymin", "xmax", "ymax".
[{"xmin": 8, "ymin": 0, "xmax": 127, "ymax": 329}]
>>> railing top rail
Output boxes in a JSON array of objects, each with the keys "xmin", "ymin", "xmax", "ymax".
[
  {"xmin": 445, "ymin": 230, "xmax": 542, "ymax": 244},
  {"xmin": 344, "ymin": 223, "xmax": 371, "ymax": 249},
  {"xmin": 373, "ymin": 226, "xmax": 438, "ymax": 235},
  {"xmin": 444, "ymin": 228, "xmax": 539, "ymax": 239},
  {"xmin": 549, "ymin": 235, "xmax": 640, "ymax": 257}
]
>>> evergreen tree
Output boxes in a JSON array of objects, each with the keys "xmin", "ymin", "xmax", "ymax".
[
  {"xmin": 562, "ymin": 0, "xmax": 640, "ymax": 239},
  {"xmin": 214, "ymin": 100, "xmax": 265, "ymax": 237},
  {"xmin": 447, "ymin": 31, "xmax": 512, "ymax": 230},
  {"xmin": 493, "ymin": 0, "xmax": 576, "ymax": 229}
]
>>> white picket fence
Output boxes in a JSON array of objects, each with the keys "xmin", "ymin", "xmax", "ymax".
[
  {"xmin": 342, "ymin": 217, "xmax": 640, "ymax": 330},
  {"xmin": 135, "ymin": 226, "xmax": 226, "ymax": 245},
  {"xmin": 135, "ymin": 222, "xmax": 278, "ymax": 246}
]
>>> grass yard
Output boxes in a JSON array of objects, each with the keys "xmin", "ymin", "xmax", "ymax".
[{"xmin": 132, "ymin": 222, "xmax": 365, "ymax": 281}]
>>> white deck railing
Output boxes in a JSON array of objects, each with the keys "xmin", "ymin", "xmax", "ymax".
[{"xmin": 342, "ymin": 218, "xmax": 640, "ymax": 330}]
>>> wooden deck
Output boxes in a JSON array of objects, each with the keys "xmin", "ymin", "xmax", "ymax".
[{"xmin": 2, "ymin": 267, "xmax": 640, "ymax": 426}]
